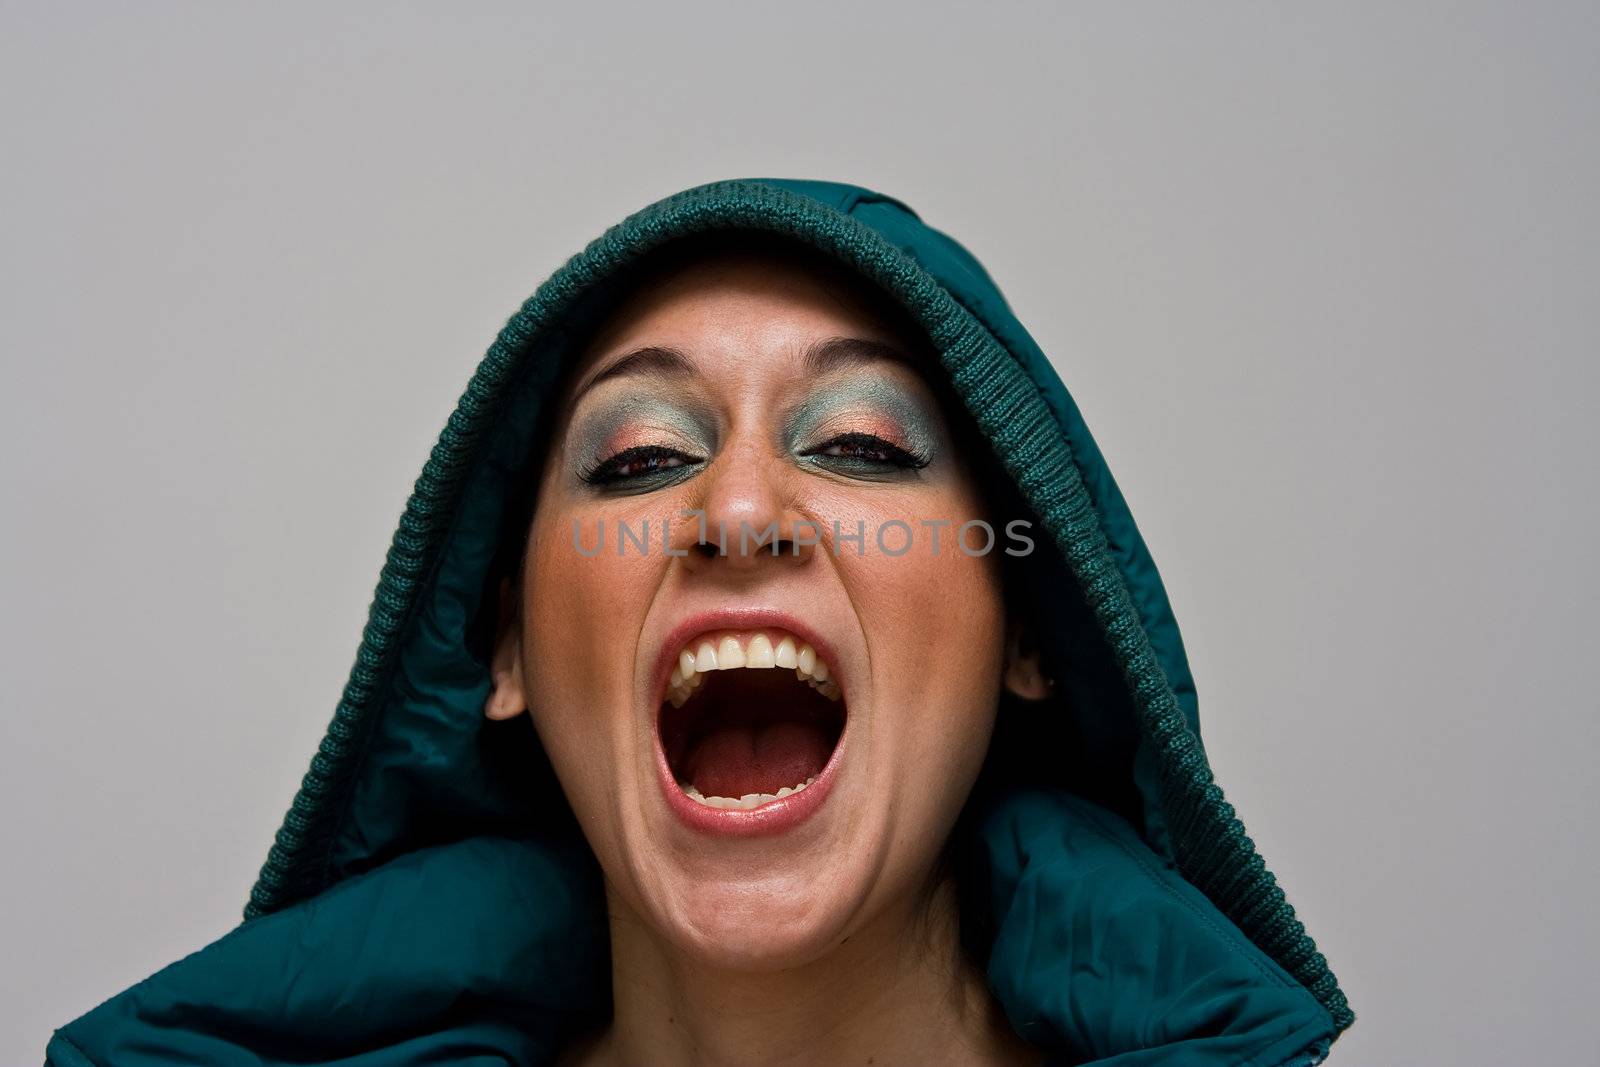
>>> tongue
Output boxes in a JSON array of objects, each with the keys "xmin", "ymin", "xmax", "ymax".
[{"xmin": 683, "ymin": 720, "xmax": 832, "ymax": 799}]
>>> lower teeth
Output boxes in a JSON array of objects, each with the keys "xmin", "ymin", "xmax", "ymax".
[{"xmin": 680, "ymin": 776, "xmax": 819, "ymax": 810}]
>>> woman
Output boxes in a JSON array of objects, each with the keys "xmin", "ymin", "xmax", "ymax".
[{"xmin": 47, "ymin": 179, "xmax": 1352, "ymax": 1066}]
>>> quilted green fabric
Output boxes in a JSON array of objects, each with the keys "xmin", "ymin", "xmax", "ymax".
[{"xmin": 47, "ymin": 179, "xmax": 1350, "ymax": 1066}]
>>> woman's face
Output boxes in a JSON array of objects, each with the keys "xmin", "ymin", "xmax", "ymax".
[{"xmin": 491, "ymin": 247, "xmax": 1010, "ymax": 969}]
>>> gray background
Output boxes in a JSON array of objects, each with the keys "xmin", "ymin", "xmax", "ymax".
[{"xmin": 3, "ymin": 4, "xmax": 1595, "ymax": 1063}]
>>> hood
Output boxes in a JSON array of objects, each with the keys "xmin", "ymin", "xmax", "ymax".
[{"xmin": 48, "ymin": 179, "xmax": 1351, "ymax": 1066}]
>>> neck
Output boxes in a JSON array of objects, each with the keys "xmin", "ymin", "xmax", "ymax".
[{"xmin": 582, "ymin": 875, "xmax": 1038, "ymax": 1067}]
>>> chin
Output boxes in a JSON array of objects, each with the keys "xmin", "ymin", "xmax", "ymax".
[{"xmin": 656, "ymin": 864, "xmax": 872, "ymax": 971}]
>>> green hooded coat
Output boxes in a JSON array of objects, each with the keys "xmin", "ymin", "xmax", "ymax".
[{"xmin": 46, "ymin": 179, "xmax": 1352, "ymax": 1066}]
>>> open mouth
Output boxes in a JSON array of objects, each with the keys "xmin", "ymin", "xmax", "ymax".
[{"xmin": 657, "ymin": 630, "xmax": 846, "ymax": 812}]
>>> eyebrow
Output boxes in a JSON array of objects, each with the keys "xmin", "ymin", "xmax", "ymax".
[
  {"xmin": 571, "ymin": 335, "xmax": 918, "ymax": 403},
  {"xmin": 571, "ymin": 345, "xmax": 696, "ymax": 402},
  {"xmin": 803, "ymin": 336, "xmax": 918, "ymax": 375}
]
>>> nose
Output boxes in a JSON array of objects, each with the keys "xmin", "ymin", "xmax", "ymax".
[{"xmin": 668, "ymin": 445, "xmax": 818, "ymax": 572}]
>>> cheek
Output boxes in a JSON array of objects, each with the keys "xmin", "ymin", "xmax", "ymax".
[
  {"xmin": 840, "ymin": 497, "xmax": 1009, "ymax": 778},
  {"xmin": 838, "ymin": 518, "xmax": 1006, "ymax": 895},
  {"xmin": 518, "ymin": 503, "xmax": 661, "ymax": 813},
  {"xmin": 523, "ymin": 496, "xmax": 666, "ymax": 664},
  {"xmin": 895, "ymin": 554, "xmax": 1004, "ymax": 738}
]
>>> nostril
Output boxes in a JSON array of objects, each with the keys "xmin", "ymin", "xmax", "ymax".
[{"xmin": 690, "ymin": 536, "xmax": 807, "ymax": 561}]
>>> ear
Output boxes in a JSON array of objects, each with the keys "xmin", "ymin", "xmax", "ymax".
[
  {"xmin": 1002, "ymin": 621, "xmax": 1054, "ymax": 702},
  {"xmin": 484, "ymin": 574, "xmax": 529, "ymax": 721}
]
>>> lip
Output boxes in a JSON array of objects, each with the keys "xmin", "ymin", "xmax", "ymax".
[{"xmin": 649, "ymin": 608, "xmax": 849, "ymax": 838}]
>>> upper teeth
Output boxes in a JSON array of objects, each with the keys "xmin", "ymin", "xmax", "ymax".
[{"xmin": 666, "ymin": 631, "xmax": 841, "ymax": 706}]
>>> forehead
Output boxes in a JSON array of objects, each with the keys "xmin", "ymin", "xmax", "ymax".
[{"xmin": 569, "ymin": 240, "xmax": 931, "ymax": 381}]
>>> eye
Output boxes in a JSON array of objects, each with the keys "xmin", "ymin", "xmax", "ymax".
[
  {"xmin": 581, "ymin": 445, "xmax": 704, "ymax": 487},
  {"xmin": 800, "ymin": 432, "xmax": 929, "ymax": 470}
]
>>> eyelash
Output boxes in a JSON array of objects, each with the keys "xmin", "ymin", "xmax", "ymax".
[
  {"xmin": 580, "ymin": 432, "xmax": 928, "ymax": 489},
  {"xmin": 580, "ymin": 445, "xmax": 703, "ymax": 486},
  {"xmin": 800, "ymin": 432, "xmax": 930, "ymax": 470}
]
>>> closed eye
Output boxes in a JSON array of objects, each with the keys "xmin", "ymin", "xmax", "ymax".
[
  {"xmin": 799, "ymin": 432, "xmax": 929, "ymax": 470},
  {"xmin": 581, "ymin": 445, "xmax": 704, "ymax": 488}
]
